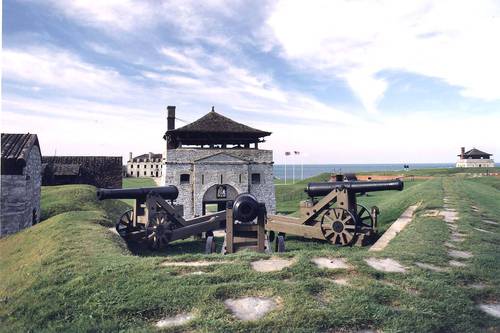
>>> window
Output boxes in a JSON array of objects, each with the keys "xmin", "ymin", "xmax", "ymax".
[
  {"xmin": 180, "ymin": 174, "xmax": 190, "ymax": 184},
  {"xmin": 239, "ymin": 174, "xmax": 242, "ymax": 183},
  {"xmin": 136, "ymin": 164, "xmax": 140, "ymax": 168},
  {"xmin": 144, "ymin": 171, "xmax": 146, "ymax": 176},
  {"xmin": 151, "ymin": 171, "xmax": 154, "ymax": 176},
  {"xmin": 251, "ymin": 173, "xmax": 261, "ymax": 184},
  {"xmin": 220, "ymin": 174, "xmax": 223, "ymax": 184},
  {"xmin": 131, "ymin": 165, "xmax": 134, "ymax": 168},
  {"xmin": 201, "ymin": 174, "xmax": 204, "ymax": 185}
]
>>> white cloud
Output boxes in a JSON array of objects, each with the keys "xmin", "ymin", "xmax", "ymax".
[
  {"xmin": 267, "ymin": 0, "xmax": 500, "ymax": 112},
  {"xmin": 44, "ymin": 0, "xmax": 156, "ymax": 31},
  {"xmin": 2, "ymin": 47, "xmax": 137, "ymax": 99}
]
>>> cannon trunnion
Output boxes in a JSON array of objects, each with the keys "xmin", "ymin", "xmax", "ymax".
[{"xmin": 266, "ymin": 179, "xmax": 404, "ymax": 246}]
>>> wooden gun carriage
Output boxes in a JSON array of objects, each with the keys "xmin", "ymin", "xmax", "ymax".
[
  {"xmin": 97, "ymin": 186, "xmax": 272, "ymax": 253},
  {"xmin": 266, "ymin": 180, "xmax": 404, "ymax": 246},
  {"xmin": 223, "ymin": 193, "xmax": 274, "ymax": 254},
  {"xmin": 97, "ymin": 186, "xmax": 226, "ymax": 250}
]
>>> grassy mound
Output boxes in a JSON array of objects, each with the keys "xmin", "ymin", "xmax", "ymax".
[
  {"xmin": 40, "ymin": 185, "xmax": 130, "ymax": 226},
  {"xmin": 1, "ymin": 177, "xmax": 499, "ymax": 332}
]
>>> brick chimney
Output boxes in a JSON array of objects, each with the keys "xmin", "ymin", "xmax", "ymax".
[
  {"xmin": 167, "ymin": 106, "xmax": 176, "ymax": 130},
  {"xmin": 460, "ymin": 147, "xmax": 465, "ymax": 159},
  {"xmin": 129, "ymin": 152, "xmax": 133, "ymax": 161},
  {"xmin": 148, "ymin": 152, "xmax": 153, "ymax": 160}
]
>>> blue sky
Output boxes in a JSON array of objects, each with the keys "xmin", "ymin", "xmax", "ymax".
[{"xmin": 2, "ymin": 0, "xmax": 499, "ymax": 163}]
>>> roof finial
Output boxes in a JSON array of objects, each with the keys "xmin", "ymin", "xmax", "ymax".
[{"xmin": 211, "ymin": 106, "xmax": 215, "ymax": 112}]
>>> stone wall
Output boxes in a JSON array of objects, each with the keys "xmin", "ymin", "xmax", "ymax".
[
  {"xmin": 162, "ymin": 148, "xmax": 275, "ymax": 219},
  {"xmin": 0, "ymin": 146, "xmax": 41, "ymax": 237},
  {"xmin": 43, "ymin": 156, "xmax": 122, "ymax": 188},
  {"xmin": 166, "ymin": 148, "xmax": 272, "ymax": 163}
]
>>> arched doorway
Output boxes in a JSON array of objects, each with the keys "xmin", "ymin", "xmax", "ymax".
[{"xmin": 202, "ymin": 184, "xmax": 238, "ymax": 215}]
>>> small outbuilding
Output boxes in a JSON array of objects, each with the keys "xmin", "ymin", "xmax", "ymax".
[
  {"xmin": 456, "ymin": 147, "xmax": 495, "ymax": 168},
  {"xmin": 1, "ymin": 133, "xmax": 42, "ymax": 237}
]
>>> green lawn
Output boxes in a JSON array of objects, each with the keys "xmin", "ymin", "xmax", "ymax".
[
  {"xmin": 123, "ymin": 177, "xmax": 157, "ymax": 188},
  {"xmin": 1, "ymin": 171, "xmax": 499, "ymax": 332}
]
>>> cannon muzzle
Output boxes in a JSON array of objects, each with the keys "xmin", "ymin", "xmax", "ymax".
[
  {"xmin": 96, "ymin": 186, "xmax": 179, "ymax": 201},
  {"xmin": 306, "ymin": 179, "xmax": 404, "ymax": 197},
  {"xmin": 232, "ymin": 193, "xmax": 261, "ymax": 223}
]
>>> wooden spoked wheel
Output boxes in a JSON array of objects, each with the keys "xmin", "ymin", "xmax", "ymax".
[
  {"xmin": 356, "ymin": 204, "xmax": 375, "ymax": 229},
  {"xmin": 146, "ymin": 213, "xmax": 173, "ymax": 250},
  {"xmin": 320, "ymin": 208, "xmax": 357, "ymax": 245},
  {"xmin": 116, "ymin": 209, "xmax": 140, "ymax": 238}
]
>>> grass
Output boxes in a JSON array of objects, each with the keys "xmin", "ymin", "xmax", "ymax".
[
  {"xmin": 40, "ymin": 185, "xmax": 129, "ymax": 225},
  {"xmin": 123, "ymin": 177, "xmax": 157, "ymax": 189},
  {"xmin": 1, "ymin": 171, "xmax": 499, "ymax": 332}
]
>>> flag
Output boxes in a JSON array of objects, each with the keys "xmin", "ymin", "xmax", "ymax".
[{"xmin": 285, "ymin": 152, "xmax": 291, "ymax": 156}]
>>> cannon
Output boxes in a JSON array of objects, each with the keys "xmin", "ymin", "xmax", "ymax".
[
  {"xmin": 222, "ymin": 193, "xmax": 275, "ymax": 254},
  {"xmin": 97, "ymin": 186, "xmax": 226, "ymax": 250},
  {"xmin": 266, "ymin": 179, "xmax": 404, "ymax": 246}
]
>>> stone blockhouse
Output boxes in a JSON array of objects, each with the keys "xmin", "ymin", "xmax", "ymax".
[
  {"xmin": 161, "ymin": 106, "xmax": 276, "ymax": 219},
  {"xmin": 1, "ymin": 133, "xmax": 42, "ymax": 237},
  {"xmin": 42, "ymin": 156, "xmax": 122, "ymax": 188},
  {"xmin": 456, "ymin": 147, "xmax": 495, "ymax": 168},
  {"xmin": 126, "ymin": 152, "xmax": 163, "ymax": 178}
]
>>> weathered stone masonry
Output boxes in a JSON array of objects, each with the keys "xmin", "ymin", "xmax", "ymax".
[
  {"xmin": 1, "ymin": 133, "xmax": 42, "ymax": 237},
  {"xmin": 161, "ymin": 106, "xmax": 276, "ymax": 219}
]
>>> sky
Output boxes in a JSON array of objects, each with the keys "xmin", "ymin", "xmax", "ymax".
[{"xmin": 2, "ymin": 0, "xmax": 499, "ymax": 164}]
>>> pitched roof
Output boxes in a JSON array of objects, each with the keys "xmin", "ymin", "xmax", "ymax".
[
  {"xmin": 164, "ymin": 108, "xmax": 271, "ymax": 146},
  {"xmin": 132, "ymin": 153, "xmax": 162, "ymax": 161},
  {"xmin": 1, "ymin": 133, "xmax": 40, "ymax": 174},
  {"xmin": 458, "ymin": 148, "xmax": 492, "ymax": 157},
  {"xmin": 169, "ymin": 109, "xmax": 271, "ymax": 136}
]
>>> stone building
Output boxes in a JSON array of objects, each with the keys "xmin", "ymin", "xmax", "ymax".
[
  {"xmin": 162, "ymin": 106, "xmax": 276, "ymax": 219},
  {"xmin": 1, "ymin": 133, "xmax": 42, "ymax": 237},
  {"xmin": 456, "ymin": 147, "xmax": 495, "ymax": 168},
  {"xmin": 42, "ymin": 156, "xmax": 122, "ymax": 188},
  {"xmin": 126, "ymin": 152, "xmax": 163, "ymax": 178}
]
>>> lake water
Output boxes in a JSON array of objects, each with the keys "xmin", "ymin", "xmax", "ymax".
[{"xmin": 273, "ymin": 163, "xmax": 457, "ymax": 180}]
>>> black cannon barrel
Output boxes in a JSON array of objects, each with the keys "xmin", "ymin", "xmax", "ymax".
[
  {"xmin": 306, "ymin": 179, "xmax": 404, "ymax": 197},
  {"xmin": 96, "ymin": 186, "xmax": 179, "ymax": 201},
  {"xmin": 233, "ymin": 193, "xmax": 260, "ymax": 223}
]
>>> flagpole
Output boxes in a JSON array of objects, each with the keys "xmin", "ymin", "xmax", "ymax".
[
  {"xmin": 284, "ymin": 153, "xmax": 287, "ymax": 185},
  {"xmin": 301, "ymin": 156, "xmax": 304, "ymax": 180}
]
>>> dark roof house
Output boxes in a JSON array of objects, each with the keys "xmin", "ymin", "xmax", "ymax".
[
  {"xmin": 1, "ymin": 133, "xmax": 41, "ymax": 174},
  {"xmin": 164, "ymin": 107, "xmax": 271, "ymax": 148},
  {"xmin": 458, "ymin": 148, "xmax": 492, "ymax": 159},
  {"xmin": 1, "ymin": 133, "xmax": 42, "ymax": 236}
]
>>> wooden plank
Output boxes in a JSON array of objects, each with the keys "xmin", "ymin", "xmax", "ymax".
[
  {"xmin": 226, "ymin": 208, "xmax": 234, "ymax": 253},
  {"xmin": 369, "ymin": 203, "xmax": 420, "ymax": 252},
  {"xmin": 266, "ymin": 220, "xmax": 325, "ymax": 239}
]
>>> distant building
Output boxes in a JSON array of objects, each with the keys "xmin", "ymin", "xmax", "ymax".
[
  {"xmin": 42, "ymin": 156, "xmax": 122, "ymax": 188},
  {"xmin": 162, "ymin": 105, "xmax": 276, "ymax": 219},
  {"xmin": 126, "ymin": 152, "xmax": 163, "ymax": 178},
  {"xmin": 456, "ymin": 147, "xmax": 494, "ymax": 168},
  {"xmin": 1, "ymin": 133, "xmax": 42, "ymax": 237}
]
